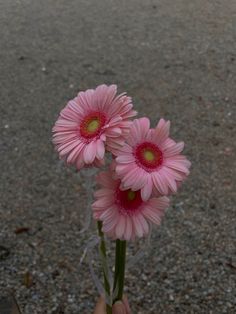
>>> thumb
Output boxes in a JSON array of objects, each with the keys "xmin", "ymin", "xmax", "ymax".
[
  {"xmin": 112, "ymin": 301, "xmax": 126, "ymax": 314},
  {"xmin": 93, "ymin": 296, "xmax": 106, "ymax": 314}
]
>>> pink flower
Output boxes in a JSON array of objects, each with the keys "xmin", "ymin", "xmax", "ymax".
[
  {"xmin": 92, "ymin": 169, "xmax": 169, "ymax": 240},
  {"xmin": 52, "ymin": 85, "xmax": 137, "ymax": 170},
  {"xmin": 115, "ymin": 117, "xmax": 191, "ymax": 201}
]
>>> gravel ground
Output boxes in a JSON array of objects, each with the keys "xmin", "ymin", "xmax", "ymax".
[{"xmin": 0, "ymin": 0, "xmax": 236, "ymax": 313}]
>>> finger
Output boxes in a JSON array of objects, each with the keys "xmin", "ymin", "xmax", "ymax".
[
  {"xmin": 122, "ymin": 296, "xmax": 131, "ymax": 314},
  {"xmin": 93, "ymin": 296, "xmax": 106, "ymax": 314},
  {"xmin": 112, "ymin": 301, "xmax": 126, "ymax": 314}
]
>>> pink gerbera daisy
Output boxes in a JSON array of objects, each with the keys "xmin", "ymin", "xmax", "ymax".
[
  {"xmin": 115, "ymin": 117, "xmax": 191, "ymax": 201},
  {"xmin": 52, "ymin": 85, "xmax": 137, "ymax": 170},
  {"xmin": 92, "ymin": 170, "xmax": 169, "ymax": 240}
]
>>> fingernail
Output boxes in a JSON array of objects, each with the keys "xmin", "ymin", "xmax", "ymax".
[{"xmin": 113, "ymin": 301, "xmax": 125, "ymax": 314}]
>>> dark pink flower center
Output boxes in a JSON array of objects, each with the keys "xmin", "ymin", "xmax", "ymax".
[
  {"xmin": 135, "ymin": 142, "xmax": 163, "ymax": 171},
  {"xmin": 116, "ymin": 188, "xmax": 143, "ymax": 215},
  {"xmin": 80, "ymin": 111, "xmax": 106, "ymax": 139}
]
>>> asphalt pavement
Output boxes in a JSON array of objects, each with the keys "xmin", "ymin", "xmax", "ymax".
[{"xmin": 0, "ymin": 0, "xmax": 236, "ymax": 313}]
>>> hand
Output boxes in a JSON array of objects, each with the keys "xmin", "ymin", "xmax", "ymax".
[{"xmin": 93, "ymin": 296, "xmax": 131, "ymax": 314}]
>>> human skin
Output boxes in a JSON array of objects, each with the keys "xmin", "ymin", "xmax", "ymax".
[{"xmin": 93, "ymin": 296, "xmax": 131, "ymax": 314}]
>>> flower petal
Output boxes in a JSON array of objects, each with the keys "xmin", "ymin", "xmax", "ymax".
[
  {"xmin": 123, "ymin": 217, "xmax": 133, "ymax": 241},
  {"xmin": 132, "ymin": 215, "xmax": 144, "ymax": 238},
  {"xmin": 154, "ymin": 119, "xmax": 170, "ymax": 144},
  {"xmin": 141, "ymin": 174, "xmax": 153, "ymax": 201},
  {"xmin": 115, "ymin": 215, "xmax": 126, "ymax": 239},
  {"xmin": 163, "ymin": 141, "xmax": 185, "ymax": 157},
  {"xmin": 83, "ymin": 141, "xmax": 97, "ymax": 164},
  {"xmin": 152, "ymin": 172, "xmax": 169, "ymax": 195},
  {"xmin": 96, "ymin": 139, "xmax": 105, "ymax": 159}
]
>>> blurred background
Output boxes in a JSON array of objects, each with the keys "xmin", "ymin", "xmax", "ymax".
[{"xmin": 0, "ymin": 0, "xmax": 235, "ymax": 313}]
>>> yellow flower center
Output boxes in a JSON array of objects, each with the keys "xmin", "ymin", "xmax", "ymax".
[
  {"xmin": 80, "ymin": 112, "xmax": 106, "ymax": 139},
  {"xmin": 144, "ymin": 150, "xmax": 155, "ymax": 162},
  {"xmin": 87, "ymin": 119, "xmax": 100, "ymax": 133},
  {"xmin": 135, "ymin": 142, "xmax": 163, "ymax": 171},
  {"xmin": 127, "ymin": 190, "xmax": 136, "ymax": 201}
]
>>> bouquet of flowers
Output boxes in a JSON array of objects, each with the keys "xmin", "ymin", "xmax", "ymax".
[{"xmin": 52, "ymin": 85, "xmax": 191, "ymax": 313}]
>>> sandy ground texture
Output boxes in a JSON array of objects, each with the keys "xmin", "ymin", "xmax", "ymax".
[{"xmin": 0, "ymin": 0, "xmax": 236, "ymax": 313}]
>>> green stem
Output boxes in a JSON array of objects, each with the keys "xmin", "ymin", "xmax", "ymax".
[
  {"xmin": 97, "ymin": 221, "xmax": 112, "ymax": 314},
  {"xmin": 113, "ymin": 239, "xmax": 121, "ymax": 296},
  {"xmin": 117, "ymin": 240, "xmax": 126, "ymax": 300},
  {"xmin": 113, "ymin": 239, "xmax": 127, "ymax": 303}
]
